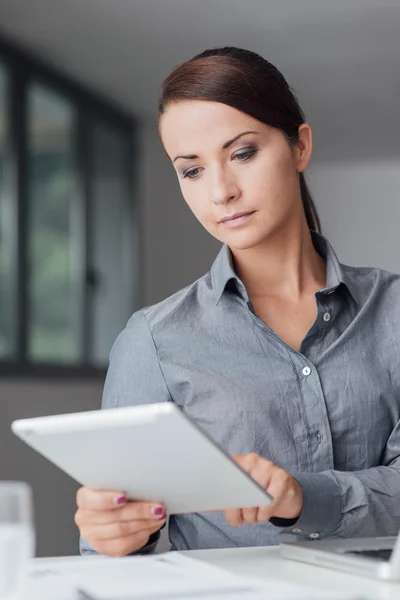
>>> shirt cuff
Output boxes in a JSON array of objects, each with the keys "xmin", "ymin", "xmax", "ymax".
[{"xmin": 270, "ymin": 472, "xmax": 342, "ymax": 539}]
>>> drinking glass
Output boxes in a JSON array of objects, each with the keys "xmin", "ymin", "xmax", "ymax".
[{"xmin": 0, "ymin": 482, "xmax": 35, "ymax": 598}]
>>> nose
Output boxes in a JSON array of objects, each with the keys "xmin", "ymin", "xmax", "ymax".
[{"xmin": 210, "ymin": 166, "xmax": 240, "ymax": 206}]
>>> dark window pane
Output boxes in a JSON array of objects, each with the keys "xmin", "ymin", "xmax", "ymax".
[
  {"xmin": 0, "ymin": 64, "xmax": 16, "ymax": 359},
  {"xmin": 27, "ymin": 85, "xmax": 82, "ymax": 363},
  {"xmin": 90, "ymin": 121, "xmax": 135, "ymax": 365}
]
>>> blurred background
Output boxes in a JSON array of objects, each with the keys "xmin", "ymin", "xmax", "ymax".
[{"xmin": 0, "ymin": 0, "xmax": 399, "ymax": 557}]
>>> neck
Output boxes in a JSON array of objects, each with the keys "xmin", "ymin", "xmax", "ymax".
[{"xmin": 231, "ymin": 219, "xmax": 326, "ymax": 301}]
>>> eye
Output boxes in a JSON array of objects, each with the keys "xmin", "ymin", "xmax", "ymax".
[
  {"xmin": 182, "ymin": 167, "xmax": 202, "ymax": 180},
  {"xmin": 233, "ymin": 147, "xmax": 258, "ymax": 162}
]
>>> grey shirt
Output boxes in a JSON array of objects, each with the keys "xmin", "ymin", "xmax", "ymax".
[{"xmin": 80, "ymin": 232, "xmax": 400, "ymax": 555}]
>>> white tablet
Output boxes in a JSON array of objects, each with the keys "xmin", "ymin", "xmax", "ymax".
[{"xmin": 11, "ymin": 402, "xmax": 272, "ymax": 514}]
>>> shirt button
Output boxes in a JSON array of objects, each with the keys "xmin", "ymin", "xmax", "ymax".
[
  {"xmin": 292, "ymin": 528, "xmax": 303, "ymax": 534},
  {"xmin": 316, "ymin": 431, "xmax": 322, "ymax": 443},
  {"xmin": 310, "ymin": 533, "xmax": 320, "ymax": 539},
  {"xmin": 323, "ymin": 312, "xmax": 331, "ymax": 322},
  {"xmin": 302, "ymin": 366, "xmax": 311, "ymax": 376}
]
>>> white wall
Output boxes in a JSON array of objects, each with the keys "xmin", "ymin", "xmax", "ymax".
[{"xmin": 308, "ymin": 159, "xmax": 400, "ymax": 273}]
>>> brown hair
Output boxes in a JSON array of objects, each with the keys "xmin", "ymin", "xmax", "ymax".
[{"xmin": 158, "ymin": 46, "xmax": 321, "ymax": 233}]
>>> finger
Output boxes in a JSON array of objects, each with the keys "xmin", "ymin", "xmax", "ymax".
[
  {"xmin": 231, "ymin": 453, "xmax": 261, "ymax": 471},
  {"xmin": 230, "ymin": 454, "xmax": 242, "ymax": 463},
  {"xmin": 240, "ymin": 456, "xmax": 273, "ymax": 525},
  {"xmin": 241, "ymin": 506, "xmax": 258, "ymax": 524},
  {"xmin": 96, "ymin": 530, "xmax": 152, "ymax": 558},
  {"xmin": 262, "ymin": 472, "xmax": 302, "ymax": 521},
  {"xmin": 223, "ymin": 508, "xmax": 244, "ymax": 528},
  {"xmin": 83, "ymin": 516, "xmax": 167, "ymax": 542},
  {"xmin": 256, "ymin": 501, "xmax": 276, "ymax": 522},
  {"xmin": 257, "ymin": 471, "xmax": 286, "ymax": 521},
  {"xmin": 75, "ymin": 504, "xmax": 167, "ymax": 527},
  {"xmin": 76, "ymin": 488, "xmax": 128, "ymax": 510},
  {"xmin": 75, "ymin": 501, "xmax": 167, "ymax": 530},
  {"xmin": 229, "ymin": 453, "xmax": 261, "ymax": 524},
  {"xmin": 119, "ymin": 501, "xmax": 167, "ymax": 522},
  {"xmin": 76, "ymin": 489, "xmax": 166, "ymax": 518}
]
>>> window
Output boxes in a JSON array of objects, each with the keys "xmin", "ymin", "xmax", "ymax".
[
  {"xmin": 89, "ymin": 120, "xmax": 135, "ymax": 366},
  {"xmin": 28, "ymin": 85, "xmax": 82, "ymax": 363},
  {"xmin": 0, "ymin": 63, "xmax": 16, "ymax": 360},
  {"xmin": 0, "ymin": 41, "xmax": 137, "ymax": 375}
]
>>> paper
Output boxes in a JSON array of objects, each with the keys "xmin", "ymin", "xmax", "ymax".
[
  {"xmin": 23, "ymin": 553, "xmax": 259, "ymax": 600},
  {"xmin": 21, "ymin": 553, "xmax": 364, "ymax": 600},
  {"xmin": 75, "ymin": 553, "xmax": 257, "ymax": 599}
]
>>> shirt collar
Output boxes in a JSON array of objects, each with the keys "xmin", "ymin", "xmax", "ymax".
[
  {"xmin": 211, "ymin": 244, "xmax": 245, "ymax": 305},
  {"xmin": 211, "ymin": 231, "xmax": 358, "ymax": 305}
]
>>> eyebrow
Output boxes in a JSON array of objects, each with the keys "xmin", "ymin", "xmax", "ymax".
[{"xmin": 172, "ymin": 131, "xmax": 260, "ymax": 163}]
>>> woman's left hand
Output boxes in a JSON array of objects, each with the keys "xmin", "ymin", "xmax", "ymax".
[{"xmin": 223, "ymin": 453, "xmax": 303, "ymax": 527}]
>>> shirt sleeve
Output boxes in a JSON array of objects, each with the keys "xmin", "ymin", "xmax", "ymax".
[
  {"xmin": 271, "ymin": 419, "xmax": 400, "ymax": 539},
  {"xmin": 79, "ymin": 310, "xmax": 172, "ymax": 556}
]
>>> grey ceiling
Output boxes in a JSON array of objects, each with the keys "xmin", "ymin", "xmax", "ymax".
[{"xmin": 0, "ymin": 0, "xmax": 399, "ymax": 161}]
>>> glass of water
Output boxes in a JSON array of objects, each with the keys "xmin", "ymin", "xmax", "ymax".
[{"xmin": 0, "ymin": 482, "xmax": 35, "ymax": 598}]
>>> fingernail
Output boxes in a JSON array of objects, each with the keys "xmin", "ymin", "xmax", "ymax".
[
  {"xmin": 152, "ymin": 506, "xmax": 166, "ymax": 519},
  {"xmin": 115, "ymin": 495, "xmax": 127, "ymax": 505}
]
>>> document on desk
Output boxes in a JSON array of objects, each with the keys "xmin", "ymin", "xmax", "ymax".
[
  {"xmin": 25, "ymin": 553, "xmax": 259, "ymax": 600},
  {"xmin": 24, "ymin": 553, "xmax": 364, "ymax": 600}
]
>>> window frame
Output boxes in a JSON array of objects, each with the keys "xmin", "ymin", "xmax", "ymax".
[{"xmin": 0, "ymin": 36, "xmax": 139, "ymax": 378}]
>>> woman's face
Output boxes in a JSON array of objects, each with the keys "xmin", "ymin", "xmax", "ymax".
[{"xmin": 159, "ymin": 100, "xmax": 312, "ymax": 250}]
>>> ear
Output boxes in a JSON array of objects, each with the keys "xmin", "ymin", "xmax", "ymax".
[{"xmin": 295, "ymin": 124, "xmax": 313, "ymax": 172}]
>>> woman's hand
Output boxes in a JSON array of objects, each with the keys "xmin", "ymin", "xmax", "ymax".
[
  {"xmin": 75, "ymin": 488, "xmax": 167, "ymax": 557},
  {"xmin": 223, "ymin": 453, "xmax": 303, "ymax": 527}
]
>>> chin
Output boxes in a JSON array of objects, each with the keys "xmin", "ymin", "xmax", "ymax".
[{"xmin": 222, "ymin": 230, "xmax": 271, "ymax": 251}]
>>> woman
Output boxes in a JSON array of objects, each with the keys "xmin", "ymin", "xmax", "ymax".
[{"xmin": 76, "ymin": 47, "xmax": 400, "ymax": 557}]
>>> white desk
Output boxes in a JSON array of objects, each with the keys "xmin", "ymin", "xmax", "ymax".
[
  {"xmin": 34, "ymin": 546, "xmax": 400, "ymax": 599},
  {"xmin": 186, "ymin": 546, "xmax": 400, "ymax": 600}
]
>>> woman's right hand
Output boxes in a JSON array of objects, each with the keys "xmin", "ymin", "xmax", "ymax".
[{"xmin": 74, "ymin": 487, "xmax": 167, "ymax": 557}]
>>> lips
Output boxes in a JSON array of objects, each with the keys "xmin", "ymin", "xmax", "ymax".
[
  {"xmin": 218, "ymin": 211, "xmax": 256, "ymax": 229},
  {"xmin": 219, "ymin": 211, "xmax": 254, "ymax": 223}
]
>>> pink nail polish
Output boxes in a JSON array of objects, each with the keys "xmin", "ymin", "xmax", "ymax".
[
  {"xmin": 152, "ymin": 506, "xmax": 166, "ymax": 518},
  {"xmin": 115, "ymin": 495, "xmax": 127, "ymax": 505}
]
